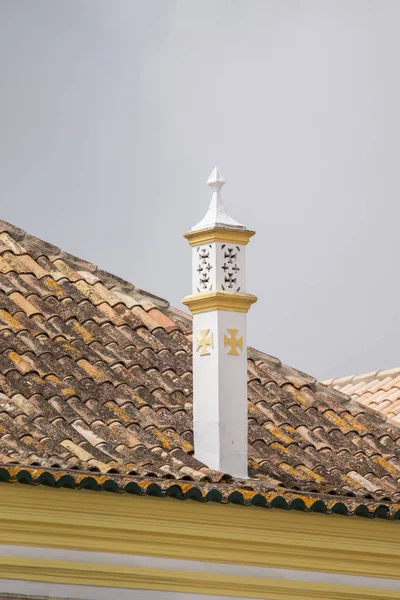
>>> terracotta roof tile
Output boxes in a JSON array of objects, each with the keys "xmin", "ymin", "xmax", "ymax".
[
  {"xmin": 325, "ymin": 367, "xmax": 400, "ymax": 422},
  {"xmin": 0, "ymin": 219, "xmax": 399, "ymax": 516}
]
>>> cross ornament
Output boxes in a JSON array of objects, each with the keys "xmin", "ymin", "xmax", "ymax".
[
  {"xmin": 199, "ymin": 272, "xmax": 210, "ymax": 288},
  {"xmin": 196, "ymin": 329, "xmax": 213, "ymax": 356},
  {"xmin": 224, "ymin": 248, "xmax": 237, "ymax": 263},
  {"xmin": 199, "ymin": 248, "xmax": 210, "ymax": 264},
  {"xmin": 224, "ymin": 329, "xmax": 243, "ymax": 356},
  {"xmin": 224, "ymin": 272, "xmax": 237, "ymax": 288}
]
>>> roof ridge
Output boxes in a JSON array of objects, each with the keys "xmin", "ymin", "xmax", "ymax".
[{"xmin": 0, "ymin": 218, "xmax": 170, "ymax": 309}]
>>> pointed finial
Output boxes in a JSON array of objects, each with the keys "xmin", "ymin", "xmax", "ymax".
[
  {"xmin": 191, "ymin": 167, "xmax": 244, "ymax": 231},
  {"xmin": 207, "ymin": 167, "xmax": 226, "ymax": 190}
]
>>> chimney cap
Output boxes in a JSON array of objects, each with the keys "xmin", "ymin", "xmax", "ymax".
[{"xmin": 191, "ymin": 167, "xmax": 245, "ymax": 232}]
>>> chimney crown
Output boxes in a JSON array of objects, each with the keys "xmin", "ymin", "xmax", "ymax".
[{"xmin": 191, "ymin": 167, "xmax": 245, "ymax": 231}]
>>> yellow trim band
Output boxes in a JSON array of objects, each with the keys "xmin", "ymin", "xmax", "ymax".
[
  {"xmin": 0, "ymin": 484, "xmax": 400, "ymax": 581},
  {"xmin": 182, "ymin": 291, "xmax": 258, "ymax": 314},
  {"xmin": 0, "ymin": 556, "xmax": 398, "ymax": 599},
  {"xmin": 183, "ymin": 226, "xmax": 255, "ymax": 246}
]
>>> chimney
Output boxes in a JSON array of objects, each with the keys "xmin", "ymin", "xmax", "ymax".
[{"xmin": 182, "ymin": 168, "xmax": 257, "ymax": 478}]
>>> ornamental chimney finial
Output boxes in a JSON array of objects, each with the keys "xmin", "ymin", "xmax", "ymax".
[
  {"xmin": 191, "ymin": 167, "xmax": 244, "ymax": 231},
  {"xmin": 182, "ymin": 169, "xmax": 257, "ymax": 478}
]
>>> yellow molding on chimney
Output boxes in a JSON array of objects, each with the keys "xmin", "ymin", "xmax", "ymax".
[
  {"xmin": 0, "ymin": 484, "xmax": 399, "ymax": 582},
  {"xmin": 183, "ymin": 226, "xmax": 255, "ymax": 246},
  {"xmin": 182, "ymin": 291, "xmax": 258, "ymax": 314}
]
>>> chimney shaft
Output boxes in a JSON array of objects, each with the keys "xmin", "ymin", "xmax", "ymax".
[{"xmin": 182, "ymin": 168, "xmax": 257, "ymax": 477}]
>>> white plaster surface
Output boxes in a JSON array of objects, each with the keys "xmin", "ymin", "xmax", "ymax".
[{"xmin": 193, "ymin": 309, "xmax": 249, "ymax": 477}]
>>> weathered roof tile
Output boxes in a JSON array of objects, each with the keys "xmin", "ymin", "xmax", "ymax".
[{"xmin": 0, "ymin": 219, "xmax": 399, "ymax": 514}]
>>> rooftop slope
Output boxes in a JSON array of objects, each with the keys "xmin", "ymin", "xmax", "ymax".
[
  {"xmin": 325, "ymin": 368, "xmax": 400, "ymax": 426},
  {"xmin": 0, "ymin": 219, "xmax": 400, "ymax": 517}
]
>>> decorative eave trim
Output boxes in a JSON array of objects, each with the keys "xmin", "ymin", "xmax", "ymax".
[
  {"xmin": 0, "ymin": 465, "xmax": 399, "ymax": 520},
  {"xmin": 182, "ymin": 291, "xmax": 258, "ymax": 314},
  {"xmin": 1, "ymin": 556, "xmax": 399, "ymax": 600},
  {"xmin": 183, "ymin": 226, "xmax": 255, "ymax": 246}
]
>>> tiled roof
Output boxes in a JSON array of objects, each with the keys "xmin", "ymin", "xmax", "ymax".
[
  {"xmin": 324, "ymin": 368, "xmax": 400, "ymax": 426},
  {"xmin": 0, "ymin": 219, "xmax": 400, "ymax": 518}
]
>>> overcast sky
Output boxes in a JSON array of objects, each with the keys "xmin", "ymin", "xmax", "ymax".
[{"xmin": 1, "ymin": 0, "xmax": 399, "ymax": 380}]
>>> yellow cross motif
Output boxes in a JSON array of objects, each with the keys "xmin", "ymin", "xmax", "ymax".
[
  {"xmin": 224, "ymin": 329, "xmax": 243, "ymax": 355},
  {"xmin": 196, "ymin": 329, "xmax": 213, "ymax": 356}
]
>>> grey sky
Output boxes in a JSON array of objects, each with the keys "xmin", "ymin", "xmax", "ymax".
[{"xmin": 0, "ymin": 0, "xmax": 399, "ymax": 380}]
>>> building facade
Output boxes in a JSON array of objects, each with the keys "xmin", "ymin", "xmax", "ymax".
[{"xmin": 0, "ymin": 172, "xmax": 398, "ymax": 598}]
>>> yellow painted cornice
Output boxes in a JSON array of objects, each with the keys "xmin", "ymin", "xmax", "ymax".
[
  {"xmin": 182, "ymin": 290, "xmax": 258, "ymax": 314},
  {"xmin": 0, "ymin": 556, "xmax": 399, "ymax": 600},
  {"xmin": 183, "ymin": 226, "xmax": 255, "ymax": 246},
  {"xmin": 0, "ymin": 484, "xmax": 400, "ymax": 582}
]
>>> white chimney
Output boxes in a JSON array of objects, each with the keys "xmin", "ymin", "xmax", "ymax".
[{"xmin": 182, "ymin": 168, "xmax": 257, "ymax": 478}]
